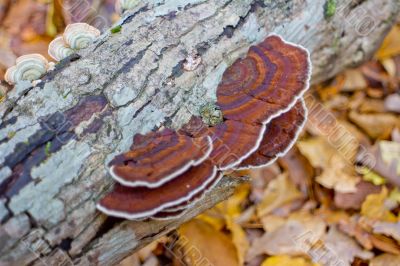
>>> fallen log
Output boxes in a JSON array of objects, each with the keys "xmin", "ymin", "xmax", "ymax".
[{"xmin": 0, "ymin": 0, "xmax": 398, "ymax": 265}]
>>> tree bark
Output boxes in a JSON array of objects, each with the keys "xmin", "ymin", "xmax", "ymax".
[{"xmin": 0, "ymin": 0, "xmax": 398, "ymax": 265}]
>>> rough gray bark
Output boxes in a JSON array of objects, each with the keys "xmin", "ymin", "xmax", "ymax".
[{"xmin": 0, "ymin": 0, "xmax": 398, "ymax": 265}]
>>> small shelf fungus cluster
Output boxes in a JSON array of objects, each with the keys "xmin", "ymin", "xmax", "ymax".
[
  {"xmin": 4, "ymin": 23, "xmax": 100, "ymax": 86},
  {"xmin": 97, "ymin": 34, "xmax": 312, "ymax": 220}
]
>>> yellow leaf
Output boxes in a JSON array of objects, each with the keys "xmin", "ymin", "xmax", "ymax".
[
  {"xmin": 219, "ymin": 183, "xmax": 250, "ymax": 218},
  {"xmin": 256, "ymin": 173, "xmax": 303, "ymax": 217},
  {"xmin": 178, "ymin": 219, "xmax": 239, "ymax": 266},
  {"xmin": 261, "ymin": 255, "xmax": 318, "ymax": 266},
  {"xmin": 361, "ymin": 187, "xmax": 397, "ymax": 222},
  {"xmin": 375, "ymin": 25, "xmax": 400, "ymax": 59},
  {"xmin": 197, "ymin": 211, "xmax": 226, "ymax": 231},
  {"xmin": 197, "ymin": 183, "xmax": 250, "ymax": 230},
  {"xmin": 226, "ymin": 216, "xmax": 249, "ymax": 265},
  {"xmin": 389, "ymin": 188, "xmax": 400, "ymax": 204},
  {"xmin": 359, "ymin": 166, "xmax": 386, "ymax": 185}
]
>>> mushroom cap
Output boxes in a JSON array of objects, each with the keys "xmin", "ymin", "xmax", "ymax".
[
  {"xmin": 217, "ymin": 34, "xmax": 311, "ymax": 125},
  {"xmin": 237, "ymin": 99, "xmax": 307, "ymax": 170},
  {"xmin": 5, "ymin": 54, "xmax": 49, "ymax": 84},
  {"xmin": 48, "ymin": 36, "xmax": 74, "ymax": 61},
  {"xmin": 109, "ymin": 128, "xmax": 213, "ymax": 188},
  {"xmin": 63, "ymin": 23, "xmax": 100, "ymax": 50},
  {"xmin": 97, "ymin": 161, "xmax": 218, "ymax": 220}
]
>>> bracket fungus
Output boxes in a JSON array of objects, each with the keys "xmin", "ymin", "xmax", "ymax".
[
  {"xmin": 63, "ymin": 23, "xmax": 101, "ymax": 50},
  {"xmin": 48, "ymin": 36, "xmax": 74, "ymax": 61},
  {"xmin": 237, "ymin": 99, "xmax": 308, "ymax": 170},
  {"xmin": 97, "ymin": 161, "xmax": 219, "ymax": 220},
  {"xmin": 216, "ymin": 34, "xmax": 311, "ymax": 125},
  {"xmin": 109, "ymin": 129, "xmax": 213, "ymax": 188},
  {"xmin": 47, "ymin": 23, "xmax": 100, "ymax": 62},
  {"xmin": 4, "ymin": 54, "xmax": 49, "ymax": 85},
  {"xmin": 97, "ymin": 34, "xmax": 312, "ymax": 220}
]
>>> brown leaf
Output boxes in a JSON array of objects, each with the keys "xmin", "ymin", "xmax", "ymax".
[
  {"xmin": 256, "ymin": 173, "xmax": 304, "ymax": 217},
  {"xmin": 249, "ymin": 164, "xmax": 281, "ymax": 203},
  {"xmin": 279, "ymin": 147, "xmax": 314, "ymax": 195},
  {"xmin": 248, "ymin": 213, "xmax": 326, "ymax": 260},
  {"xmin": 320, "ymin": 226, "xmax": 373, "ymax": 266},
  {"xmin": 369, "ymin": 234, "xmax": 400, "ymax": 255},
  {"xmin": 338, "ymin": 217, "xmax": 374, "ymax": 250},
  {"xmin": 370, "ymin": 254, "xmax": 400, "ymax": 266},
  {"xmin": 359, "ymin": 98, "xmax": 386, "ymax": 113},
  {"xmin": 349, "ymin": 111, "xmax": 400, "ymax": 139},
  {"xmin": 334, "ymin": 181, "xmax": 381, "ymax": 210},
  {"xmin": 342, "ymin": 68, "xmax": 368, "ymax": 91}
]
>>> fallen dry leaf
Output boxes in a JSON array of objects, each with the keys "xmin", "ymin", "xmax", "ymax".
[
  {"xmin": 342, "ymin": 68, "xmax": 368, "ymax": 91},
  {"xmin": 249, "ymin": 164, "xmax": 281, "ymax": 203},
  {"xmin": 375, "ymin": 25, "xmax": 400, "ymax": 60},
  {"xmin": 359, "ymin": 167, "xmax": 386, "ymax": 186},
  {"xmin": 320, "ymin": 226, "xmax": 373, "ymax": 266},
  {"xmin": 349, "ymin": 111, "xmax": 400, "ymax": 139},
  {"xmin": 361, "ymin": 187, "xmax": 397, "ymax": 222},
  {"xmin": 256, "ymin": 173, "xmax": 304, "ymax": 217},
  {"xmin": 316, "ymin": 154, "xmax": 360, "ymax": 193},
  {"xmin": 248, "ymin": 213, "xmax": 326, "ymax": 260},
  {"xmin": 178, "ymin": 219, "xmax": 239, "ymax": 266},
  {"xmin": 261, "ymin": 255, "xmax": 318, "ymax": 266},
  {"xmin": 370, "ymin": 253, "xmax": 400, "ymax": 266},
  {"xmin": 334, "ymin": 181, "xmax": 381, "ymax": 210},
  {"xmin": 359, "ymin": 98, "xmax": 386, "ymax": 113},
  {"xmin": 297, "ymin": 137, "xmax": 335, "ymax": 168},
  {"xmin": 381, "ymin": 58, "xmax": 397, "ymax": 77},
  {"xmin": 279, "ymin": 147, "xmax": 314, "ymax": 195},
  {"xmin": 226, "ymin": 216, "xmax": 249, "ymax": 265},
  {"xmin": 372, "ymin": 221, "xmax": 400, "ymax": 242},
  {"xmin": 338, "ymin": 217, "xmax": 374, "ymax": 250},
  {"xmin": 260, "ymin": 215, "xmax": 287, "ymax": 232}
]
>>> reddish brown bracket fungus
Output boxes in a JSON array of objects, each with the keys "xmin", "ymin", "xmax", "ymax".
[
  {"xmin": 109, "ymin": 129, "xmax": 213, "ymax": 188},
  {"xmin": 207, "ymin": 121, "xmax": 266, "ymax": 170},
  {"xmin": 151, "ymin": 172, "xmax": 223, "ymax": 220},
  {"xmin": 216, "ymin": 34, "xmax": 311, "ymax": 125},
  {"xmin": 237, "ymin": 99, "xmax": 307, "ymax": 170},
  {"xmin": 97, "ymin": 161, "xmax": 218, "ymax": 220},
  {"xmin": 179, "ymin": 117, "xmax": 266, "ymax": 170},
  {"xmin": 97, "ymin": 34, "xmax": 312, "ymax": 221}
]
